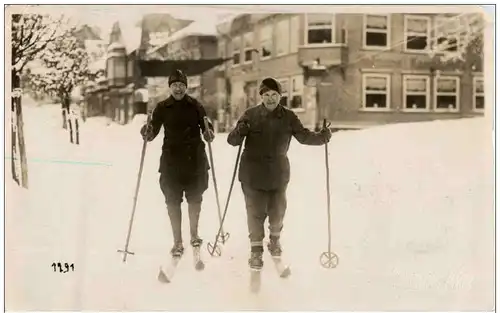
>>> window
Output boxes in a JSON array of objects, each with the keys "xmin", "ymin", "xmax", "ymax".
[
  {"xmin": 232, "ymin": 37, "xmax": 241, "ymax": 66},
  {"xmin": 276, "ymin": 19, "xmax": 290, "ymax": 56},
  {"xmin": 244, "ymin": 82, "xmax": 258, "ymax": 108},
  {"xmin": 277, "ymin": 78, "xmax": 289, "ymax": 106},
  {"xmin": 434, "ymin": 16, "xmax": 459, "ymax": 52},
  {"xmin": 193, "ymin": 49, "xmax": 202, "ymax": 60},
  {"xmin": 217, "ymin": 40, "xmax": 226, "ymax": 70},
  {"xmin": 362, "ymin": 74, "xmax": 390, "ymax": 110},
  {"xmin": 106, "ymin": 58, "xmax": 114, "ymax": 80},
  {"xmin": 306, "ymin": 14, "xmax": 335, "ymax": 45},
  {"xmin": 404, "ymin": 15, "xmax": 431, "ymax": 51},
  {"xmin": 260, "ymin": 24, "xmax": 272, "ymax": 59},
  {"xmin": 290, "ymin": 75, "xmax": 304, "ymax": 109},
  {"xmin": 218, "ymin": 40, "xmax": 226, "ymax": 59},
  {"xmin": 127, "ymin": 59, "xmax": 134, "ymax": 79},
  {"xmin": 340, "ymin": 27, "xmax": 348, "ymax": 44},
  {"xmin": 114, "ymin": 60, "xmax": 126, "ymax": 84},
  {"xmin": 403, "ymin": 75, "xmax": 430, "ymax": 111},
  {"xmin": 290, "ymin": 16, "xmax": 299, "ymax": 53},
  {"xmin": 364, "ymin": 14, "xmax": 390, "ymax": 49},
  {"xmin": 243, "ymin": 32, "xmax": 254, "ymax": 63},
  {"xmin": 435, "ymin": 76, "xmax": 459, "ymax": 112},
  {"xmin": 473, "ymin": 77, "xmax": 484, "ymax": 112}
]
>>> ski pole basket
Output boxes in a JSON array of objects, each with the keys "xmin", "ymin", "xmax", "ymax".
[
  {"xmin": 203, "ymin": 116, "xmax": 230, "ymax": 245},
  {"xmin": 118, "ymin": 110, "xmax": 153, "ymax": 263},
  {"xmin": 207, "ymin": 140, "xmax": 244, "ymax": 257}
]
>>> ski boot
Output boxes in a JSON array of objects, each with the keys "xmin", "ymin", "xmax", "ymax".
[
  {"xmin": 190, "ymin": 237, "xmax": 203, "ymax": 248},
  {"xmin": 248, "ymin": 251, "xmax": 263, "ymax": 293},
  {"xmin": 267, "ymin": 236, "xmax": 282, "ymax": 257},
  {"xmin": 191, "ymin": 237, "xmax": 205, "ymax": 270},
  {"xmin": 248, "ymin": 251, "xmax": 264, "ymax": 271},
  {"xmin": 170, "ymin": 242, "xmax": 184, "ymax": 258}
]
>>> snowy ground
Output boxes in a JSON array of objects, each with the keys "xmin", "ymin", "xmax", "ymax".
[{"xmin": 5, "ymin": 103, "xmax": 495, "ymax": 311}]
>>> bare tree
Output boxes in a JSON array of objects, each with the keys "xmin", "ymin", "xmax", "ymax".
[
  {"xmin": 29, "ymin": 28, "xmax": 103, "ymax": 129},
  {"xmin": 12, "ymin": 13, "xmax": 67, "ymax": 73},
  {"xmin": 10, "ymin": 12, "xmax": 69, "ymax": 188}
]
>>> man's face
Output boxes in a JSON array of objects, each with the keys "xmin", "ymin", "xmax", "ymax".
[
  {"xmin": 170, "ymin": 82, "xmax": 187, "ymax": 100},
  {"xmin": 261, "ymin": 90, "xmax": 281, "ymax": 111}
]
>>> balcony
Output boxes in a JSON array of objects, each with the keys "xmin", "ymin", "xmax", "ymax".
[
  {"xmin": 298, "ymin": 21, "xmax": 349, "ymax": 67},
  {"xmin": 298, "ymin": 44, "xmax": 348, "ymax": 68}
]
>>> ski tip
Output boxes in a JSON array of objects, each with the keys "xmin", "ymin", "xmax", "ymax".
[
  {"xmin": 195, "ymin": 261, "xmax": 205, "ymax": 271},
  {"xmin": 249, "ymin": 270, "xmax": 261, "ymax": 293},
  {"xmin": 158, "ymin": 268, "xmax": 171, "ymax": 283},
  {"xmin": 250, "ymin": 285, "xmax": 261, "ymax": 294},
  {"xmin": 280, "ymin": 267, "xmax": 291, "ymax": 278}
]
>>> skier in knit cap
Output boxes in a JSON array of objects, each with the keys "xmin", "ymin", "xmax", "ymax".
[
  {"xmin": 227, "ymin": 77, "xmax": 332, "ymax": 270},
  {"xmin": 140, "ymin": 69, "xmax": 215, "ymax": 258}
]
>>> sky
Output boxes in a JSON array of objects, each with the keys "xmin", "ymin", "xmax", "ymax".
[
  {"xmin": 12, "ymin": 4, "xmax": 492, "ymax": 39},
  {"xmin": 9, "ymin": 5, "xmax": 244, "ymax": 43},
  {"xmin": 9, "ymin": 4, "xmax": 492, "ymax": 49},
  {"xmin": 45, "ymin": 5, "xmax": 242, "ymax": 41}
]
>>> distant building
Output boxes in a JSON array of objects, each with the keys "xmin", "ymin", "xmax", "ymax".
[
  {"xmin": 217, "ymin": 13, "xmax": 484, "ymax": 130},
  {"xmin": 83, "ymin": 14, "xmax": 192, "ymax": 124},
  {"xmin": 144, "ymin": 19, "xmax": 220, "ymax": 121}
]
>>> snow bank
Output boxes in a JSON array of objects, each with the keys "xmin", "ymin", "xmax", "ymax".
[
  {"xmin": 285, "ymin": 116, "xmax": 493, "ymax": 310},
  {"xmin": 130, "ymin": 113, "xmax": 148, "ymax": 127}
]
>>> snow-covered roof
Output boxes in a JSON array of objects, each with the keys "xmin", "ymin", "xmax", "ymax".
[
  {"xmin": 106, "ymin": 19, "xmax": 142, "ymax": 55},
  {"xmin": 215, "ymin": 13, "xmax": 240, "ymax": 36},
  {"xmin": 147, "ymin": 19, "xmax": 220, "ymax": 55},
  {"xmin": 107, "ymin": 41, "xmax": 125, "ymax": 51},
  {"xmin": 119, "ymin": 21, "xmax": 142, "ymax": 54}
]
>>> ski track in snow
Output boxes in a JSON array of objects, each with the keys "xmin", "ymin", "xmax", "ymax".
[{"xmin": 5, "ymin": 103, "xmax": 494, "ymax": 311}]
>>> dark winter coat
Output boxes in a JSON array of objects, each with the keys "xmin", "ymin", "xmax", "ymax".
[
  {"xmin": 146, "ymin": 95, "xmax": 213, "ymax": 184},
  {"xmin": 227, "ymin": 103, "xmax": 329, "ymax": 191}
]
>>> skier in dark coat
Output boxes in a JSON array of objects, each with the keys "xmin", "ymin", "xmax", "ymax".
[
  {"xmin": 140, "ymin": 69, "xmax": 215, "ymax": 257},
  {"xmin": 227, "ymin": 77, "xmax": 332, "ymax": 270}
]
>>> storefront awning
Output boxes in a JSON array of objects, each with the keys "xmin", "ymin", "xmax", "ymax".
[{"xmin": 139, "ymin": 58, "xmax": 232, "ymax": 77}]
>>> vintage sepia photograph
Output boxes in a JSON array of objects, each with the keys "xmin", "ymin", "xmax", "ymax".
[{"xmin": 5, "ymin": 3, "xmax": 495, "ymax": 311}]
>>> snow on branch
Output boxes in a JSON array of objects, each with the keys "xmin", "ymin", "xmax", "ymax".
[
  {"xmin": 11, "ymin": 13, "xmax": 70, "ymax": 72},
  {"xmin": 429, "ymin": 12, "xmax": 485, "ymax": 63},
  {"xmin": 27, "ymin": 27, "xmax": 100, "ymax": 104}
]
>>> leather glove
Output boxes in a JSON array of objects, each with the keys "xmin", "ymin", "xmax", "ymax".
[
  {"xmin": 140, "ymin": 123, "xmax": 154, "ymax": 141},
  {"xmin": 203, "ymin": 129, "xmax": 215, "ymax": 143},
  {"xmin": 236, "ymin": 120, "xmax": 250, "ymax": 137},
  {"xmin": 320, "ymin": 126, "xmax": 332, "ymax": 142}
]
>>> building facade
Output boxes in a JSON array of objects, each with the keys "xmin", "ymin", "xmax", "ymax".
[
  {"xmin": 217, "ymin": 13, "xmax": 484, "ymax": 130},
  {"xmin": 145, "ymin": 30, "xmax": 220, "ymax": 121},
  {"xmin": 83, "ymin": 14, "xmax": 192, "ymax": 124}
]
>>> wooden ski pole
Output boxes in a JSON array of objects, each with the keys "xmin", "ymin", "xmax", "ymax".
[
  {"xmin": 118, "ymin": 111, "xmax": 152, "ymax": 263},
  {"xmin": 207, "ymin": 141, "xmax": 244, "ymax": 257},
  {"xmin": 203, "ymin": 116, "xmax": 230, "ymax": 244},
  {"xmin": 319, "ymin": 118, "xmax": 339, "ymax": 269}
]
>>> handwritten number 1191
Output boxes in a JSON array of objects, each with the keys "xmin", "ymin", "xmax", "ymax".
[{"xmin": 51, "ymin": 262, "xmax": 74, "ymax": 273}]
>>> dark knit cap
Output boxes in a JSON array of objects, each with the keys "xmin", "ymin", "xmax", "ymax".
[
  {"xmin": 259, "ymin": 77, "xmax": 281, "ymax": 95},
  {"xmin": 168, "ymin": 69, "xmax": 188, "ymax": 86}
]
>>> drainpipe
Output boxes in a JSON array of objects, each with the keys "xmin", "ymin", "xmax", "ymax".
[{"xmin": 315, "ymin": 83, "xmax": 321, "ymax": 131}]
